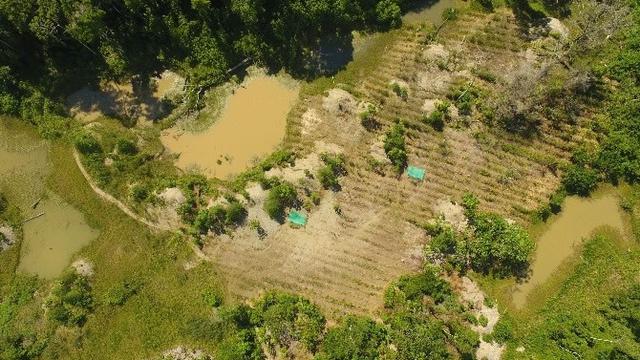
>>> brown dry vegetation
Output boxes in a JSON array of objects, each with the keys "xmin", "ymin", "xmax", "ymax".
[{"xmin": 208, "ymin": 9, "xmax": 588, "ymax": 317}]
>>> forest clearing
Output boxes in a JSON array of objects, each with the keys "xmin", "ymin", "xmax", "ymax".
[{"xmin": 1, "ymin": 0, "xmax": 639, "ymax": 359}]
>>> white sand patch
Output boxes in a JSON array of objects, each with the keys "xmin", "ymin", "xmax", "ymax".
[
  {"xmin": 322, "ymin": 88, "xmax": 357, "ymax": 116},
  {"xmin": 158, "ymin": 187, "xmax": 186, "ymax": 205},
  {"xmin": 0, "ymin": 225, "xmax": 16, "ymax": 251},
  {"xmin": 71, "ymin": 258, "xmax": 94, "ymax": 277},
  {"xmin": 266, "ymin": 153, "xmax": 323, "ymax": 184},
  {"xmin": 148, "ymin": 187, "xmax": 186, "ymax": 229},
  {"xmin": 476, "ymin": 341, "xmax": 505, "ymax": 360},
  {"xmin": 433, "ymin": 199, "xmax": 468, "ymax": 231},
  {"xmin": 456, "ymin": 276, "xmax": 504, "ymax": 360},
  {"xmin": 422, "ymin": 99, "xmax": 438, "ymax": 114},
  {"xmin": 302, "ymin": 108, "xmax": 323, "ymax": 136},
  {"xmin": 547, "ymin": 18, "xmax": 569, "ymax": 39},
  {"xmin": 161, "ymin": 346, "xmax": 210, "ymax": 360},
  {"xmin": 423, "ymin": 43, "xmax": 450, "ymax": 61},
  {"xmin": 154, "ymin": 70, "xmax": 186, "ymax": 99},
  {"xmin": 418, "ymin": 70, "xmax": 451, "ymax": 93},
  {"xmin": 314, "ymin": 140, "xmax": 344, "ymax": 154},
  {"xmin": 400, "ymin": 222, "xmax": 427, "ymax": 268},
  {"xmin": 369, "ymin": 134, "xmax": 391, "ymax": 164}
]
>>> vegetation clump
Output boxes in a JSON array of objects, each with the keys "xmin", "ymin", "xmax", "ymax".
[
  {"xmin": 193, "ymin": 198, "xmax": 247, "ymax": 236},
  {"xmin": 447, "ymin": 83, "xmax": 481, "ymax": 116},
  {"xmin": 263, "ymin": 180, "xmax": 298, "ymax": 222},
  {"xmin": 316, "ymin": 315, "xmax": 386, "ymax": 360},
  {"xmin": 427, "ymin": 193, "xmax": 535, "ymax": 277},
  {"xmin": 390, "ymin": 82, "xmax": 408, "ymax": 100},
  {"xmin": 422, "ymin": 101, "xmax": 450, "ymax": 131},
  {"xmin": 317, "ymin": 153, "xmax": 347, "ymax": 191},
  {"xmin": 46, "ymin": 271, "xmax": 93, "ymax": 327},
  {"xmin": 384, "ymin": 121, "xmax": 408, "ymax": 173},
  {"xmin": 359, "ymin": 104, "xmax": 379, "ymax": 130},
  {"xmin": 0, "ymin": 193, "xmax": 7, "ymax": 214}
]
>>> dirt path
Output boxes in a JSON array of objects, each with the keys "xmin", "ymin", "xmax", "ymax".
[{"xmin": 73, "ymin": 150, "xmax": 167, "ymax": 231}]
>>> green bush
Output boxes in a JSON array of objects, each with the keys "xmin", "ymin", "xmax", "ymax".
[
  {"xmin": 473, "ymin": 67, "xmax": 497, "ymax": 82},
  {"xmin": 391, "ymin": 82, "xmax": 408, "ymax": 100},
  {"xmin": 461, "ymin": 192, "xmax": 479, "ymax": 222},
  {"xmin": 430, "ymin": 226, "xmax": 458, "ymax": 254},
  {"xmin": 263, "ymin": 181, "xmax": 297, "ymax": 221},
  {"xmin": 395, "ymin": 267, "xmax": 451, "ymax": 304},
  {"xmin": 46, "ymin": 271, "xmax": 93, "ymax": 327},
  {"xmin": 225, "ymin": 201, "xmax": 247, "ymax": 225},
  {"xmin": 74, "ymin": 133, "xmax": 102, "ymax": 155},
  {"xmin": 384, "ymin": 121, "xmax": 408, "ymax": 173},
  {"xmin": 130, "ymin": 184, "xmax": 149, "ymax": 202},
  {"xmin": 375, "ymin": 0, "xmax": 402, "ymax": 29},
  {"xmin": 116, "ymin": 138, "xmax": 138, "ymax": 155},
  {"xmin": 448, "ymin": 83, "xmax": 481, "ymax": 116},
  {"xmin": 317, "ymin": 153, "xmax": 346, "ymax": 190},
  {"xmin": 562, "ymin": 164, "xmax": 599, "ymax": 196},
  {"xmin": 202, "ymin": 288, "xmax": 223, "ymax": 307},
  {"xmin": 0, "ymin": 193, "xmax": 7, "ymax": 214},
  {"xmin": 549, "ymin": 190, "xmax": 566, "ymax": 214},
  {"xmin": 194, "ymin": 205, "xmax": 227, "ymax": 234},
  {"xmin": 359, "ymin": 104, "xmax": 379, "ymax": 130},
  {"xmin": 442, "ymin": 7, "xmax": 458, "ymax": 21},
  {"xmin": 317, "ymin": 315, "xmax": 387, "ymax": 360},
  {"xmin": 490, "ymin": 316, "xmax": 513, "ymax": 344},
  {"xmin": 471, "ymin": 212, "xmax": 535, "ymax": 276},
  {"xmin": 104, "ymin": 280, "xmax": 141, "ymax": 306},
  {"xmin": 252, "ymin": 291, "xmax": 326, "ymax": 352},
  {"xmin": 422, "ymin": 101, "xmax": 450, "ymax": 131}
]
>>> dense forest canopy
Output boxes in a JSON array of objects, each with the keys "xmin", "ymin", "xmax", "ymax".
[{"xmin": 0, "ymin": 0, "xmax": 406, "ymax": 127}]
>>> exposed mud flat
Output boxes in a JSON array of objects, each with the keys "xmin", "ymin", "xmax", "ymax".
[
  {"xmin": 66, "ymin": 70, "xmax": 184, "ymax": 123},
  {"xmin": 161, "ymin": 75, "xmax": 299, "ymax": 179},
  {"xmin": 512, "ymin": 193, "xmax": 625, "ymax": 307},
  {"xmin": 403, "ymin": 0, "xmax": 460, "ymax": 25}
]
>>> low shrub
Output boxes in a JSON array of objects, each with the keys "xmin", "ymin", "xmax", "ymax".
[
  {"xmin": 391, "ymin": 82, "xmax": 408, "ymax": 100},
  {"xmin": 263, "ymin": 181, "xmax": 297, "ymax": 221},
  {"xmin": 130, "ymin": 184, "xmax": 149, "ymax": 202},
  {"xmin": 422, "ymin": 101, "xmax": 450, "ymax": 131},
  {"xmin": 384, "ymin": 121, "xmax": 408, "ymax": 173},
  {"xmin": 116, "ymin": 138, "xmax": 138, "ymax": 155},
  {"xmin": 0, "ymin": 193, "xmax": 7, "ymax": 214},
  {"xmin": 562, "ymin": 164, "xmax": 599, "ymax": 196},
  {"xmin": 46, "ymin": 271, "xmax": 93, "ymax": 327},
  {"xmin": 74, "ymin": 133, "xmax": 102, "ymax": 155}
]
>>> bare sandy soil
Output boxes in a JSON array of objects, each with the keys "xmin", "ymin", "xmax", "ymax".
[{"xmin": 66, "ymin": 71, "xmax": 184, "ymax": 124}]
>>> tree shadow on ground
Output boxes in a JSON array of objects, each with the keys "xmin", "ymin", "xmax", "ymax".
[{"xmin": 289, "ymin": 32, "xmax": 355, "ymax": 79}]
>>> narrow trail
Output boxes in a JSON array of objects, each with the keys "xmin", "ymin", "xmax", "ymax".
[
  {"xmin": 73, "ymin": 149, "xmax": 167, "ymax": 231},
  {"xmin": 73, "ymin": 149, "xmax": 209, "ymax": 261}
]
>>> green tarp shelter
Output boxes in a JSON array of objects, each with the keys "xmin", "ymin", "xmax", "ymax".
[
  {"xmin": 288, "ymin": 211, "xmax": 307, "ymax": 226},
  {"xmin": 407, "ymin": 166, "xmax": 426, "ymax": 181}
]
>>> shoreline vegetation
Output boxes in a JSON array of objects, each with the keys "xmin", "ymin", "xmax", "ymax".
[{"xmin": 1, "ymin": 0, "xmax": 640, "ymax": 358}]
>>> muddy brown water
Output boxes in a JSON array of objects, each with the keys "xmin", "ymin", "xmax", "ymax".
[
  {"xmin": 161, "ymin": 75, "xmax": 299, "ymax": 179},
  {"xmin": 0, "ymin": 119, "xmax": 98, "ymax": 279},
  {"xmin": 403, "ymin": 0, "xmax": 459, "ymax": 25},
  {"xmin": 512, "ymin": 193, "xmax": 625, "ymax": 308}
]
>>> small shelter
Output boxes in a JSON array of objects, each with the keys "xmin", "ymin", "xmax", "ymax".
[
  {"xmin": 407, "ymin": 165, "xmax": 426, "ymax": 181},
  {"xmin": 288, "ymin": 211, "xmax": 308, "ymax": 226}
]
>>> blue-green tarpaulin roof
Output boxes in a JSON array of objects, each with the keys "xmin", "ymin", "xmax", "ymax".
[
  {"xmin": 407, "ymin": 166, "xmax": 426, "ymax": 181},
  {"xmin": 288, "ymin": 211, "xmax": 307, "ymax": 226}
]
